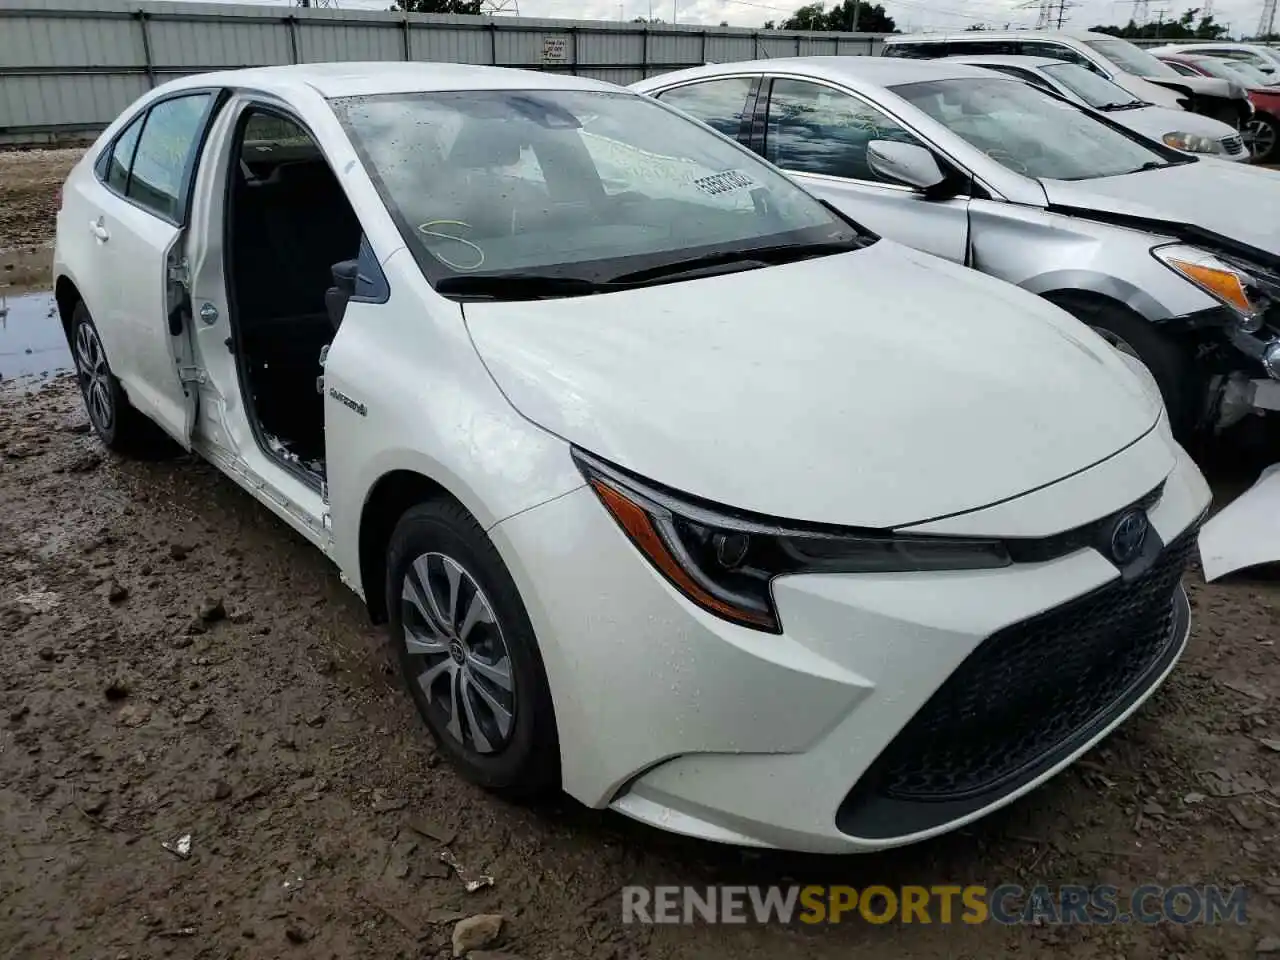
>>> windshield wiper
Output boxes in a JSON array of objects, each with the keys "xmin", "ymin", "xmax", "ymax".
[
  {"xmin": 436, "ymin": 273, "xmax": 608, "ymax": 301},
  {"xmin": 607, "ymin": 239, "xmax": 867, "ymax": 286},
  {"xmin": 1100, "ymin": 101, "xmax": 1145, "ymax": 111}
]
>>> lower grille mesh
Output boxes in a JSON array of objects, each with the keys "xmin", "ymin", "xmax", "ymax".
[{"xmin": 865, "ymin": 528, "xmax": 1196, "ymax": 802}]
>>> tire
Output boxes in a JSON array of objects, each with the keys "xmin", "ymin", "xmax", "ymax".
[
  {"xmin": 1247, "ymin": 114, "xmax": 1279, "ymax": 163},
  {"xmin": 69, "ymin": 302, "xmax": 175, "ymax": 457},
  {"xmin": 1052, "ymin": 296, "xmax": 1201, "ymax": 441},
  {"xmin": 386, "ymin": 498, "xmax": 559, "ymax": 796}
]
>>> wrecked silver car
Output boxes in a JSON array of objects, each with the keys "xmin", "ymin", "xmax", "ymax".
[{"xmin": 632, "ymin": 57, "xmax": 1280, "ymax": 440}]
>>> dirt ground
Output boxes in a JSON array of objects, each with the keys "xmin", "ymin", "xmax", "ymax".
[{"xmin": 3, "ymin": 149, "xmax": 1280, "ymax": 960}]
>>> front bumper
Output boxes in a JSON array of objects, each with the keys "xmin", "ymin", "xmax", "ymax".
[{"xmin": 490, "ymin": 427, "xmax": 1210, "ymax": 853}]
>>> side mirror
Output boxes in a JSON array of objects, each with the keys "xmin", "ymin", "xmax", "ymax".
[
  {"xmin": 326, "ymin": 259, "xmax": 359, "ymax": 332},
  {"xmin": 866, "ymin": 140, "xmax": 947, "ymax": 193}
]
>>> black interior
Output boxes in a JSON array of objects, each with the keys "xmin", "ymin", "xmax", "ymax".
[{"xmin": 227, "ymin": 128, "xmax": 363, "ymax": 478}]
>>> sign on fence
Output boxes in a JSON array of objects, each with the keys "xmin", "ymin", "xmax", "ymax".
[{"xmin": 541, "ymin": 36, "xmax": 569, "ymax": 64}]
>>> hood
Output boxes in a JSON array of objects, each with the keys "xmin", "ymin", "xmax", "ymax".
[
  {"xmin": 1112, "ymin": 74, "xmax": 1185, "ymax": 109},
  {"xmin": 1041, "ymin": 161, "xmax": 1280, "ymax": 255},
  {"xmin": 1109, "ymin": 104, "xmax": 1238, "ymax": 143},
  {"xmin": 1145, "ymin": 74, "xmax": 1240, "ymax": 100},
  {"xmin": 464, "ymin": 241, "xmax": 1159, "ymax": 529}
]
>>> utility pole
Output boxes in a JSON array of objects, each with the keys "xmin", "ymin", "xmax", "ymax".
[
  {"xmin": 850, "ymin": 0, "xmax": 860, "ymax": 30},
  {"xmin": 1259, "ymin": 0, "xmax": 1277, "ymax": 37}
]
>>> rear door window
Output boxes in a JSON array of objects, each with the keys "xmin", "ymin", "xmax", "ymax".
[
  {"xmin": 126, "ymin": 93, "xmax": 214, "ymax": 221},
  {"xmin": 655, "ymin": 77, "xmax": 757, "ymax": 142}
]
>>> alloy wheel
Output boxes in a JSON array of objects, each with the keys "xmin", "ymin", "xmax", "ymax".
[
  {"xmin": 74, "ymin": 321, "xmax": 114, "ymax": 433},
  {"xmin": 401, "ymin": 552, "xmax": 516, "ymax": 754},
  {"xmin": 1247, "ymin": 119, "xmax": 1277, "ymax": 160}
]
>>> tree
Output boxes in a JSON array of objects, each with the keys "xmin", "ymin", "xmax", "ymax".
[
  {"xmin": 392, "ymin": 0, "xmax": 484, "ymax": 13},
  {"xmin": 1088, "ymin": 7, "xmax": 1228, "ymax": 40},
  {"xmin": 776, "ymin": 1, "xmax": 896, "ymax": 32}
]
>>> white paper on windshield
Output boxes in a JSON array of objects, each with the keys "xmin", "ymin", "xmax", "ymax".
[
  {"xmin": 1198, "ymin": 463, "xmax": 1280, "ymax": 582},
  {"xmin": 692, "ymin": 169, "xmax": 758, "ymax": 197}
]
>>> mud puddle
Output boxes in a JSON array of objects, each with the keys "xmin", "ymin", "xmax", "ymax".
[{"xmin": 0, "ymin": 289, "xmax": 69, "ymax": 386}]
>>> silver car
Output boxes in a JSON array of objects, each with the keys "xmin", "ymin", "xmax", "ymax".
[
  {"xmin": 631, "ymin": 57, "xmax": 1280, "ymax": 437},
  {"xmin": 945, "ymin": 55, "xmax": 1249, "ymax": 161}
]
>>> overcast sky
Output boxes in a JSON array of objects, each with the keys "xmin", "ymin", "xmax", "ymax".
[{"xmin": 227, "ymin": 0, "xmax": 1268, "ymax": 40}]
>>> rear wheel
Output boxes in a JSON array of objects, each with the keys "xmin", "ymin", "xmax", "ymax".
[
  {"xmin": 1247, "ymin": 114, "xmax": 1279, "ymax": 163},
  {"xmin": 70, "ymin": 302, "xmax": 173, "ymax": 456},
  {"xmin": 1052, "ymin": 296, "xmax": 1201, "ymax": 441},
  {"xmin": 386, "ymin": 498, "xmax": 559, "ymax": 796}
]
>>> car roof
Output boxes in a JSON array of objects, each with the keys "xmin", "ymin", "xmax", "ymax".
[
  {"xmin": 636, "ymin": 55, "xmax": 1000, "ymax": 90},
  {"xmin": 945, "ymin": 54, "xmax": 1075, "ymax": 70},
  {"xmin": 1150, "ymin": 42, "xmax": 1270, "ymax": 52},
  {"xmin": 151, "ymin": 62, "xmax": 617, "ymax": 100},
  {"xmin": 887, "ymin": 29, "xmax": 1111, "ymax": 43}
]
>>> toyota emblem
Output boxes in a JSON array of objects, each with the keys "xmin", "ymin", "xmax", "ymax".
[{"xmin": 1108, "ymin": 509, "xmax": 1149, "ymax": 566}]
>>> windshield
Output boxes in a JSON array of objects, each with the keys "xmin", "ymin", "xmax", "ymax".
[
  {"xmin": 1041, "ymin": 62, "xmax": 1141, "ymax": 107},
  {"xmin": 1201, "ymin": 58, "xmax": 1271, "ymax": 86},
  {"xmin": 892, "ymin": 77, "xmax": 1180, "ymax": 180},
  {"xmin": 331, "ymin": 89, "xmax": 858, "ymax": 291},
  {"xmin": 1085, "ymin": 38, "xmax": 1182, "ymax": 78}
]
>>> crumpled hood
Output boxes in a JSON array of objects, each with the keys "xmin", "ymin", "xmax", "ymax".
[
  {"xmin": 1041, "ymin": 161, "xmax": 1280, "ymax": 255},
  {"xmin": 465, "ymin": 241, "xmax": 1160, "ymax": 529}
]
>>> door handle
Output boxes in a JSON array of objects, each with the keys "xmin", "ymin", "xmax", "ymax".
[{"xmin": 88, "ymin": 217, "xmax": 110, "ymax": 242}]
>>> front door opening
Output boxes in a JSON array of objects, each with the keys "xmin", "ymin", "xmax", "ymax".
[{"xmin": 224, "ymin": 108, "xmax": 363, "ymax": 484}]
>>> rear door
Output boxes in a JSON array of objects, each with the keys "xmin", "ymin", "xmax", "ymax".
[
  {"xmin": 754, "ymin": 77, "xmax": 970, "ymax": 263},
  {"xmin": 86, "ymin": 91, "xmax": 220, "ymax": 448}
]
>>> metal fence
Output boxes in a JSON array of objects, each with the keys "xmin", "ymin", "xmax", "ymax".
[{"xmin": 0, "ymin": 0, "xmax": 889, "ymax": 146}]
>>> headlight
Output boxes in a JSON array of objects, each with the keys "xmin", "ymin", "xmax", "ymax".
[
  {"xmin": 1162, "ymin": 131, "xmax": 1224, "ymax": 154},
  {"xmin": 574, "ymin": 449, "xmax": 1010, "ymax": 633},
  {"xmin": 1153, "ymin": 244, "xmax": 1268, "ymax": 332}
]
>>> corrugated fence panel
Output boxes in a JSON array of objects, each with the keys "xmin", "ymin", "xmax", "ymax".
[
  {"xmin": 148, "ymin": 18, "xmax": 292, "ymax": 68},
  {"xmin": 645, "ymin": 30, "xmax": 702, "ymax": 66},
  {"xmin": 0, "ymin": 13, "xmax": 142, "ymax": 68},
  {"xmin": 578, "ymin": 28, "xmax": 643, "ymax": 67},
  {"xmin": 411, "ymin": 24, "xmax": 490, "ymax": 65},
  {"xmin": 703, "ymin": 34, "xmax": 757, "ymax": 63},
  {"xmin": 0, "ymin": 0, "xmax": 888, "ymax": 144},
  {"xmin": 298, "ymin": 22, "xmax": 404, "ymax": 63},
  {"xmin": 1, "ymin": 73, "xmax": 144, "ymax": 129}
]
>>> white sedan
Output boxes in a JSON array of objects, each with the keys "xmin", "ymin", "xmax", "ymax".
[{"xmin": 54, "ymin": 63, "xmax": 1209, "ymax": 853}]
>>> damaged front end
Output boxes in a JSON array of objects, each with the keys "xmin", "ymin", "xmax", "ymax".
[{"xmin": 1173, "ymin": 249, "xmax": 1280, "ymax": 432}]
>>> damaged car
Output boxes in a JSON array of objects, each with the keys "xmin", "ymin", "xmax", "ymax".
[
  {"xmin": 635, "ymin": 57, "xmax": 1280, "ymax": 439},
  {"xmin": 55, "ymin": 63, "xmax": 1209, "ymax": 853}
]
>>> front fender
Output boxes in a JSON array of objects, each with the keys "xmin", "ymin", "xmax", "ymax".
[{"xmin": 1020, "ymin": 269, "xmax": 1180, "ymax": 324}]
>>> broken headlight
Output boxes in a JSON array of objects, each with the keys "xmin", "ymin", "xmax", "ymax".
[{"xmin": 1153, "ymin": 244, "xmax": 1272, "ymax": 333}]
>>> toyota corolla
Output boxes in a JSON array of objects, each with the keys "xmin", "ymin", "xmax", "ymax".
[{"xmin": 53, "ymin": 63, "xmax": 1209, "ymax": 852}]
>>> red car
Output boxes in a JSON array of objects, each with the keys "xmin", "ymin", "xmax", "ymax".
[{"xmin": 1159, "ymin": 52, "xmax": 1280, "ymax": 161}]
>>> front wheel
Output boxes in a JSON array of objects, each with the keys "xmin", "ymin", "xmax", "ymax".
[
  {"xmin": 1052, "ymin": 296, "xmax": 1201, "ymax": 440},
  {"xmin": 1247, "ymin": 115, "xmax": 1279, "ymax": 163},
  {"xmin": 386, "ymin": 499, "xmax": 559, "ymax": 796}
]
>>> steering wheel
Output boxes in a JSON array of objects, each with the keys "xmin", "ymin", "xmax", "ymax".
[{"xmin": 418, "ymin": 220, "xmax": 485, "ymax": 272}]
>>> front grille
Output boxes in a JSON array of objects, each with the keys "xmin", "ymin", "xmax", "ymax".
[
  {"xmin": 856, "ymin": 526, "xmax": 1197, "ymax": 804},
  {"xmin": 1221, "ymin": 134, "xmax": 1246, "ymax": 155}
]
